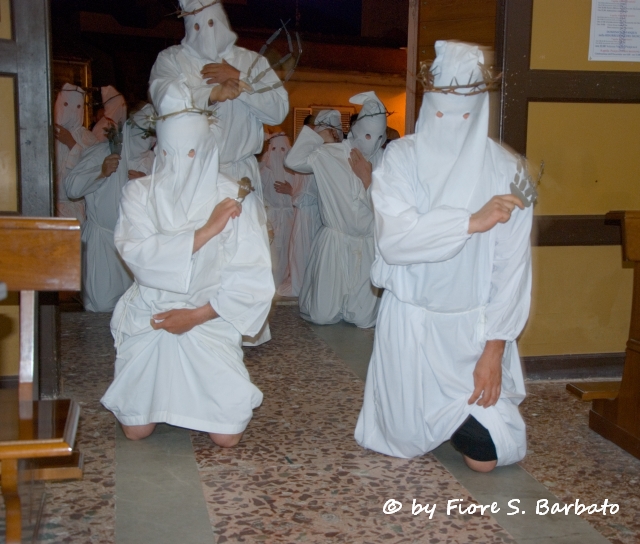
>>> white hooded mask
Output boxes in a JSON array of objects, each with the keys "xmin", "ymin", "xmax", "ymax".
[
  {"xmin": 313, "ymin": 110, "xmax": 344, "ymax": 142},
  {"xmin": 55, "ymin": 83, "xmax": 85, "ymax": 131},
  {"xmin": 180, "ymin": 0, "xmax": 237, "ymax": 63},
  {"xmin": 415, "ymin": 41, "xmax": 489, "ymax": 209},
  {"xmin": 148, "ymin": 113, "xmax": 220, "ymax": 235},
  {"xmin": 92, "ymin": 86, "xmax": 127, "ymax": 143},
  {"xmin": 348, "ymin": 91, "xmax": 387, "ymax": 160},
  {"xmin": 124, "ymin": 103, "xmax": 157, "ymax": 174},
  {"xmin": 262, "ymin": 133, "xmax": 292, "ymax": 182}
]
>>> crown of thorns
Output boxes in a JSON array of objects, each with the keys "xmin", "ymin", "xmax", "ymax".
[
  {"xmin": 417, "ymin": 60, "xmax": 502, "ymax": 96},
  {"xmin": 175, "ymin": 0, "xmax": 221, "ymax": 18}
]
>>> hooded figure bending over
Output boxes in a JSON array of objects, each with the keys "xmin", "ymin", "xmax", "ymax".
[
  {"xmin": 355, "ymin": 41, "xmax": 534, "ymax": 472},
  {"xmin": 285, "ymin": 96, "xmax": 387, "ymax": 328},
  {"xmin": 100, "ymin": 112, "xmax": 274, "ymax": 445},
  {"xmin": 148, "ymin": 0, "xmax": 288, "ymax": 202}
]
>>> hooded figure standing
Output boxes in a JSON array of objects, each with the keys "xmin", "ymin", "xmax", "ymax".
[
  {"xmin": 54, "ymin": 83, "xmax": 99, "ymax": 224},
  {"xmin": 101, "ymin": 112, "xmax": 273, "ymax": 445},
  {"xmin": 285, "ymin": 97, "xmax": 387, "ymax": 328},
  {"xmin": 259, "ymin": 133, "xmax": 296, "ymax": 289},
  {"xmin": 148, "ymin": 0, "xmax": 289, "ymax": 203},
  {"xmin": 355, "ymin": 42, "xmax": 534, "ymax": 472},
  {"xmin": 65, "ymin": 104, "xmax": 157, "ymax": 312},
  {"xmin": 91, "ymin": 86, "xmax": 127, "ymax": 143}
]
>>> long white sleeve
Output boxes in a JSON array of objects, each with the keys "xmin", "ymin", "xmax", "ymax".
[
  {"xmin": 210, "ymin": 193, "xmax": 275, "ymax": 336},
  {"xmin": 64, "ymin": 144, "xmax": 111, "ymax": 200},
  {"xmin": 371, "ymin": 139, "xmax": 472, "ymax": 266},
  {"xmin": 114, "ymin": 181, "xmax": 195, "ymax": 294},
  {"xmin": 284, "ymin": 127, "xmax": 323, "ymax": 174}
]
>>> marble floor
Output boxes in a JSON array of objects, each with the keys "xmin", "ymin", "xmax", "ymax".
[{"xmin": 1, "ymin": 305, "xmax": 639, "ymax": 543}]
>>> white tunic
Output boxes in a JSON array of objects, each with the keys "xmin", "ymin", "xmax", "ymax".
[
  {"xmin": 101, "ymin": 178, "xmax": 273, "ymax": 433},
  {"xmin": 65, "ymin": 140, "xmax": 149, "ymax": 312},
  {"xmin": 285, "ymin": 126, "xmax": 382, "ymax": 328},
  {"xmin": 260, "ymin": 164, "xmax": 295, "ymax": 288},
  {"xmin": 277, "ymin": 173, "xmax": 322, "ymax": 297},
  {"xmin": 149, "ymin": 44, "xmax": 289, "ymax": 200},
  {"xmin": 354, "ymin": 137, "xmax": 532, "ymax": 465}
]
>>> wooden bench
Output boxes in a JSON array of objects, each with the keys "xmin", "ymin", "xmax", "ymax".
[
  {"xmin": 567, "ymin": 211, "xmax": 640, "ymax": 459},
  {"xmin": 0, "ymin": 217, "xmax": 82, "ymax": 544}
]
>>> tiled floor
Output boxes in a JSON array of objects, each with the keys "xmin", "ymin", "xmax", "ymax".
[{"xmin": 1, "ymin": 306, "xmax": 639, "ymax": 543}]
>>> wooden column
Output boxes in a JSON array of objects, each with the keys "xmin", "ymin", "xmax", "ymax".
[{"xmin": 405, "ymin": 0, "xmax": 420, "ymax": 135}]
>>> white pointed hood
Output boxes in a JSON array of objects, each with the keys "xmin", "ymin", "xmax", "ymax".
[
  {"xmin": 348, "ymin": 91, "xmax": 387, "ymax": 160},
  {"xmin": 416, "ymin": 41, "xmax": 489, "ymax": 209},
  {"xmin": 55, "ymin": 83, "xmax": 85, "ymax": 131},
  {"xmin": 180, "ymin": 1, "xmax": 237, "ymax": 63},
  {"xmin": 313, "ymin": 110, "xmax": 344, "ymax": 142},
  {"xmin": 92, "ymin": 86, "xmax": 127, "ymax": 143},
  {"xmin": 124, "ymin": 103, "xmax": 157, "ymax": 174},
  {"xmin": 148, "ymin": 113, "xmax": 220, "ymax": 235}
]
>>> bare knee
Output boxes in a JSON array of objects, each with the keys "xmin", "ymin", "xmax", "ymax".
[
  {"xmin": 209, "ymin": 432, "xmax": 243, "ymax": 448},
  {"xmin": 122, "ymin": 423, "xmax": 156, "ymax": 441},
  {"xmin": 463, "ymin": 455, "xmax": 498, "ymax": 473}
]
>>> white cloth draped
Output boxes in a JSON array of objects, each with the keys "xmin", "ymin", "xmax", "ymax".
[
  {"xmin": 285, "ymin": 126, "xmax": 382, "ymax": 327},
  {"xmin": 54, "ymin": 83, "xmax": 99, "ymax": 223},
  {"xmin": 277, "ymin": 173, "xmax": 321, "ymax": 297},
  {"xmin": 354, "ymin": 132, "xmax": 533, "ymax": 466},
  {"xmin": 100, "ymin": 112, "xmax": 273, "ymax": 432},
  {"xmin": 148, "ymin": 44, "xmax": 289, "ymax": 202},
  {"xmin": 65, "ymin": 112, "xmax": 155, "ymax": 312}
]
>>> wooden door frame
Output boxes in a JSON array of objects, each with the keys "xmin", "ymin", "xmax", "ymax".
[{"xmin": 497, "ymin": 0, "xmax": 640, "ymax": 246}]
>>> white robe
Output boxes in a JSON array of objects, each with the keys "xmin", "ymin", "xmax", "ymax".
[
  {"xmin": 56, "ymin": 127, "xmax": 99, "ymax": 224},
  {"xmin": 354, "ymin": 137, "xmax": 532, "ymax": 466},
  {"xmin": 260, "ymin": 164, "xmax": 295, "ymax": 289},
  {"xmin": 101, "ymin": 178, "xmax": 273, "ymax": 433},
  {"xmin": 65, "ymin": 139, "xmax": 153, "ymax": 312},
  {"xmin": 148, "ymin": 44, "xmax": 289, "ymax": 201},
  {"xmin": 285, "ymin": 126, "xmax": 382, "ymax": 328},
  {"xmin": 277, "ymin": 173, "xmax": 322, "ymax": 297}
]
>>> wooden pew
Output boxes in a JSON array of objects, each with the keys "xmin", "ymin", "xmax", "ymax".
[
  {"xmin": 0, "ymin": 217, "xmax": 82, "ymax": 544},
  {"xmin": 567, "ymin": 211, "xmax": 640, "ymax": 459}
]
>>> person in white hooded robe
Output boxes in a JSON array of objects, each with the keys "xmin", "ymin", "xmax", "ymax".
[
  {"xmin": 91, "ymin": 85, "xmax": 127, "ymax": 143},
  {"xmin": 354, "ymin": 41, "xmax": 534, "ymax": 472},
  {"xmin": 54, "ymin": 83, "xmax": 99, "ymax": 224},
  {"xmin": 65, "ymin": 104, "xmax": 157, "ymax": 312},
  {"xmin": 285, "ymin": 96, "xmax": 387, "ymax": 328},
  {"xmin": 259, "ymin": 133, "xmax": 296, "ymax": 289},
  {"xmin": 101, "ymin": 111, "xmax": 273, "ymax": 446},
  {"xmin": 148, "ymin": 0, "xmax": 289, "ymax": 202}
]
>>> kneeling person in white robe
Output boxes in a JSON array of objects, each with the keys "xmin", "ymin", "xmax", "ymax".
[
  {"xmin": 355, "ymin": 41, "xmax": 534, "ymax": 472},
  {"xmin": 285, "ymin": 98, "xmax": 387, "ymax": 328},
  {"xmin": 101, "ymin": 113, "xmax": 274, "ymax": 446}
]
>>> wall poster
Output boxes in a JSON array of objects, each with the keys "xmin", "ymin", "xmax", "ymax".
[{"xmin": 589, "ymin": 0, "xmax": 640, "ymax": 61}]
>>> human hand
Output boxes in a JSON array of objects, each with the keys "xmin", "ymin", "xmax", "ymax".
[
  {"xmin": 100, "ymin": 154, "xmax": 121, "ymax": 179},
  {"xmin": 54, "ymin": 124, "xmax": 77, "ymax": 149},
  {"xmin": 468, "ymin": 195, "xmax": 524, "ymax": 234},
  {"xmin": 348, "ymin": 148, "xmax": 373, "ymax": 189},
  {"xmin": 274, "ymin": 181, "xmax": 293, "ymax": 195},
  {"xmin": 193, "ymin": 198, "xmax": 242, "ymax": 253},
  {"xmin": 318, "ymin": 128, "xmax": 338, "ymax": 144},
  {"xmin": 208, "ymin": 79, "xmax": 243, "ymax": 104},
  {"xmin": 201, "ymin": 60, "xmax": 241, "ymax": 85},
  {"xmin": 150, "ymin": 304, "xmax": 217, "ymax": 335},
  {"xmin": 128, "ymin": 170, "xmax": 146, "ymax": 180},
  {"xmin": 468, "ymin": 340, "xmax": 505, "ymax": 408}
]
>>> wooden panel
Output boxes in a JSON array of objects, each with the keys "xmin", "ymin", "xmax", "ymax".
[
  {"xmin": 0, "ymin": 217, "xmax": 80, "ymax": 291},
  {"xmin": 567, "ymin": 381, "xmax": 621, "ymax": 401},
  {"xmin": 534, "ymin": 215, "xmax": 621, "ymax": 246},
  {"xmin": 419, "ymin": 17, "xmax": 495, "ymax": 47},
  {"xmin": 0, "ymin": 76, "xmax": 18, "ymax": 212},
  {"xmin": 0, "ymin": 0, "xmax": 12, "ymax": 40},
  {"xmin": 420, "ymin": 0, "xmax": 496, "ymax": 22}
]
